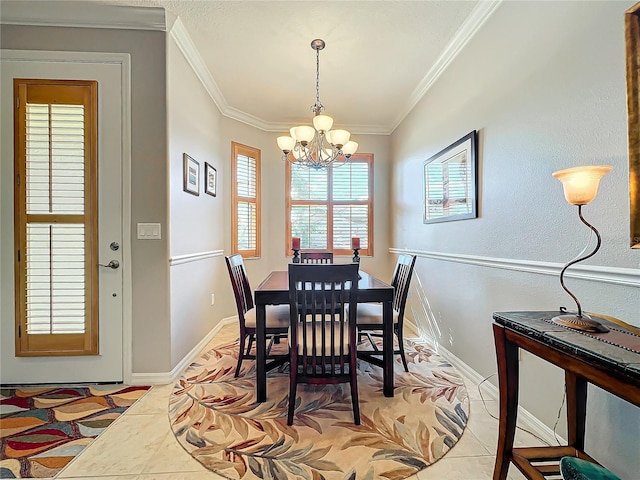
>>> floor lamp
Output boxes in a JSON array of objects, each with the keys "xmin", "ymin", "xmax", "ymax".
[{"xmin": 551, "ymin": 165, "xmax": 613, "ymax": 333}]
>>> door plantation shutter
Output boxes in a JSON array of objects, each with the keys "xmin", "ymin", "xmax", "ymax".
[{"xmin": 14, "ymin": 79, "xmax": 99, "ymax": 356}]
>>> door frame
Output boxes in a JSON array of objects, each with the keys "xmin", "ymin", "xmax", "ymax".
[{"xmin": 1, "ymin": 49, "xmax": 133, "ymax": 383}]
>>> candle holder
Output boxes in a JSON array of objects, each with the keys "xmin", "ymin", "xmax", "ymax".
[
  {"xmin": 352, "ymin": 248, "xmax": 360, "ymax": 263},
  {"xmin": 292, "ymin": 249, "xmax": 300, "ymax": 263}
]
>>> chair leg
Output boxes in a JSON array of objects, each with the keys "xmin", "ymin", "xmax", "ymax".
[
  {"xmin": 287, "ymin": 356, "xmax": 298, "ymax": 426},
  {"xmin": 349, "ymin": 354, "xmax": 361, "ymax": 425},
  {"xmin": 396, "ymin": 327, "xmax": 409, "ymax": 372},
  {"xmin": 235, "ymin": 331, "xmax": 247, "ymax": 378}
]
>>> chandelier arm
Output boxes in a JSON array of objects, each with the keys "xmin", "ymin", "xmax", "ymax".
[{"xmin": 558, "ymin": 204, "xmax": 602, "ymax": 318}]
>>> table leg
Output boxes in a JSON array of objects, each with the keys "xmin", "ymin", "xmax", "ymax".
[
  {"xmin": 256, "ymin": 304, "xmax": 266, "ymax": 403},
  {"xmin": 566, "ymin": 372, "xmax": 587, "ymax": 451},
  {"xmin": 383, "ymin": 299, "xmax": 394, "ymax": 397},
  {"xmin": 493, "ymin": 323, "xmax": 519, "ymax": 480}
]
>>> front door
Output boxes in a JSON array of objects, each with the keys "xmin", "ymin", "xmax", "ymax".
[{"xmin": 1, "ymin": 53, "xmax": 126, "ymax": 383}]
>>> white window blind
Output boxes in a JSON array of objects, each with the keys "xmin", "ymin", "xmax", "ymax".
[
  {"xmin": 26, "ymin": 104, "xmax": 85, "ymax": 215},
  {"xmin": 236, "ymin": 154, "xmax": 257, "ymax": 198},
  {"xmin": 25, "ymin": 103, "xmax": 86, "ymax": 335},
  {"xmin": 26, "ymin": 224, "xmax": 86, "ymax": 334},
  {"xmin": 237, "ymin": 202, "xmax": 257, "ymax": 250}
]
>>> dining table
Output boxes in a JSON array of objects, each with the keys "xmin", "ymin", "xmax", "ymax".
[{"xmin": 254, "ymin": 269, "xmax": 395, "ymax": 403}]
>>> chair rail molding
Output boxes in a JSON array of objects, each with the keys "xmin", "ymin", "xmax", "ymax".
[
  {"xmin": 169, "ymin": 249, "xmax": 224, "ymax": 266},
  {"xmin": 390, "ymin": 248, "xmax": 640, "ymax": 288}
]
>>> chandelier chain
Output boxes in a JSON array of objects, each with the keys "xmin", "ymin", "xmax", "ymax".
[{"xmin": 312, "ymin": 46, "xmax": 324, "ymax": 115}]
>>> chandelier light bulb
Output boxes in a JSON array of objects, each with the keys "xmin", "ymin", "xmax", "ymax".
[
  {"xmin": 329, "ymin": 129, "xmax": 350, "ymax": 148},
  {"xmin": 294, "ymin": 126, "xmax": 315, "ymax": 145},
  {"xmin": 342, "ymin": 141, "xmax": 358, "ymax": 157},
  {"xmin": 277, "ymin": 136, "xmax": 296, "ymax": 153},
  {"xmin": 313, "ymin": 114, "xmax": 334, "ymax": 133}
]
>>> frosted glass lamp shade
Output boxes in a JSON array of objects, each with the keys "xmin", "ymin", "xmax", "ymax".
[
  {"xmin": 313, "ymin": 114, "xmax": 333, "ymax": 133},
  {"xmin": 329, "ymin": 129, "xmax": 350, "ymax": 148},
  {"xmin": 552, "ymin": 165, "xmax": 613, "ymax": 205},
  {"xmin": 342, "ymin": 141, "xmax": 358, "ymax": 156},
  {"xmin": 277, "ymin": 136, "xmax": 296, "ymax": 153},
  {"xmin": 293, "ymin": 126, "xmax": 315, "ymax": 144}
]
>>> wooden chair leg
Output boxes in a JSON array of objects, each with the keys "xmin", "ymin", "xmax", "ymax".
[
  {"xmin": 349, "ymin": 355, "xmax": 361, "ymax": 425},
  {"xmin": 396, "ymin": 327, "xmax": 409, "ymax": 372},
  {"xmin": 235, "ymin": 332, "xmax": 246, "ymax": 378},
  {"xmin": 287, "ymin": 356, "xmax": 298, "ymax": 426}
]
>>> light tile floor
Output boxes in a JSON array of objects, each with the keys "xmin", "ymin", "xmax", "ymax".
[{"xmin": 53, "ymin": 327, "xmax": 546, "ymax": 480}]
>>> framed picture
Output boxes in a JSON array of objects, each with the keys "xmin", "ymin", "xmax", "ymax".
[
  {"xmin": 625, "ymin": 4, "xmax": 640, "ymax": 248},
  {"xmin": 204, "ymin": 162, "xmax": 217, "ymax": 197},
  {"xmin": 183, "ymin": 153, "xmax": 200, "ymax": 196},
  {"xmin": 423, "ymin": 130, "xmax": 478, "ymax": 224}
]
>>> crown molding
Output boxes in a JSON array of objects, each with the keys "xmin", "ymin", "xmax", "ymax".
[
  {"xmin": 0, "ymin": 1, "xmax": 167, "ymax": 31},
  {"xmin": 390, "ymin": 0, "xmax": 503, "ymax": 132},
  {"xmin": 169, "ymin": 18, "xmax": 229, "ymax": 113}
]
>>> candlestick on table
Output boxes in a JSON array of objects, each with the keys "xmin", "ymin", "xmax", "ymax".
[
  {"xmin": 351, "ymin": 237, "xmax": 360, "ymax": 249},
  {"xmin": 291, "ymin": 237, "xmax": 301, "ymax": 263}
]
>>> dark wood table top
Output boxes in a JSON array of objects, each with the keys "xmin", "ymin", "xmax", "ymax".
[
  {"xmin": 493, "ymin": 311, "xmax": 640, "ymax": 384},
  {"xmin": 255, "ymin": 270, "xmax": 394, "ymax": 304}
]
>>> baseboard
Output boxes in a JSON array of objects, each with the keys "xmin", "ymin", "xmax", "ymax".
[
  {"xmin": 129, "ymin": 316, "xmax": 236, "ymax": 385},
  {"xmin": 437, "ymin": 343, "xmax": 565, "ymax": 446}
]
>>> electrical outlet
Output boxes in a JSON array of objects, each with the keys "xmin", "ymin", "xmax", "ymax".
[{"xmin": 211, "ymin": 294, "xmax": 215, "ymax": 305}]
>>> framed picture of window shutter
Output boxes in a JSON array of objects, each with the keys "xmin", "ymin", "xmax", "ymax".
[
  {"xmin": 183, "ymin": 153, "xmax": 200, "ymax": 196},
  {"xmin": 423, "ymin": 131, "xmax": 478, "ymax": 224},
  {"xmin": 204, "ymin": 162, "xmax": 217, "ymax": 197}
]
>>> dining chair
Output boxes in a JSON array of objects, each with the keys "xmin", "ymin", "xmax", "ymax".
[
  {"xmin": 225, "ymin": 254, "xmax": 289, "ymax": 377},
  {"xmin": 299, "ymin": 250, "xmax": 334, "ymax": 264},
  {"xmin": 287, "ymin": 263, "xmax": 361, "ymax": 425},
  {"xmin": 350, "ymin": 254, "xmax": 417, "ymax": 372}
]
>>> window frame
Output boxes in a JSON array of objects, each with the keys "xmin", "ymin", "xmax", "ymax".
[
  {"xmin": 231, "ymin": 141, "xmax": 261, "ymax": 259},
  {"xmin": 285, "ymin": 153, "xmax": 374, "ymax": 257}
]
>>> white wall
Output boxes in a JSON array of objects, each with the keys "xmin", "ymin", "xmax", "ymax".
[{"xmin": 391, "ymin": 1, "xmax": 639, "ymax": 477}]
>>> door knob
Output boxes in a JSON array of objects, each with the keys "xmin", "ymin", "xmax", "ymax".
[{"xmin": 99, "ymin": 260, "xmax": 120, "ymax": 269}]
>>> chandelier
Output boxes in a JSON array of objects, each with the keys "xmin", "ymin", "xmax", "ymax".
[{"xmin": 277, "ymin": 39, "xmax": 358, "ymax": 169}]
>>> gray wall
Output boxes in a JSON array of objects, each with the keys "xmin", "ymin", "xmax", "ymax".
[
  {"xmin": 390, "ymin": 1, "xmax": 639, "ymax": 477},
  {"xmin": 0, "ymin": 24, "xmax": 172, "ymax": 374}
]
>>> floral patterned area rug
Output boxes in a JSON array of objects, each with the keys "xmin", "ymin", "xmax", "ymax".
[
  {"xmin": 0, "ymin": 385, "xmax": 150, "ymax": 478},
  {"xmin": 169, "ymin": 334, "xmax": 469, "ymax": 480}
]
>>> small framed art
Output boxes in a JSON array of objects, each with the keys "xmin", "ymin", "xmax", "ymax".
[
  {"xmin": 423, "ymin": 130, "xmax": 478, "ymax": 224},
  {"xmin": 183, "ymin": 153, "xmax": 200, "ymax": 196},
  {"xmin": 205, "ymin": 162, "xmax": 217, "ymax": 197}
]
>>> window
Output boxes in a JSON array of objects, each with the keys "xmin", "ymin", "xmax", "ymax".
[
  {"xmin": 231, "ymin": 142, "xmax": 261, "ymax": 258},
  {"xmin": 286, "ymin": 153, "xmax": 373, "ymax": 256},
  {"xmin": 14, "ymin": 79, "xmax": 98, "ymax": 356}
]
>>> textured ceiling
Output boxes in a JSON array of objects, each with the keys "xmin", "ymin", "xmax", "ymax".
[{"xmin": 3, "ymin": 0, "xmax": 484, "ymax": 134}]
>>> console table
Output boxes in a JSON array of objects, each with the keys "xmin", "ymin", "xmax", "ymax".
[{"xmin": 492, "ymin": 311, "xmax": 640, "ymax": 480}]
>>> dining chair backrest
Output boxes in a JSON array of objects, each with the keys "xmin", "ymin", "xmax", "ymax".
[
  {"xmin": 288, "ymin": 263, "xmax": 359, "ymax": 376},
  {"xmin": 299, "ymin": 250, "xmax": 334, "ymax": 264},
  {"xmin": 225, "ymin": 254, "xmax": 254, "ymax": 325},
  {"xmin": 391, "ymin": 254, "xmax": 417, "ymax": 318}
]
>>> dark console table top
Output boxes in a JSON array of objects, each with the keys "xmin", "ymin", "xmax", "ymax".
[{"xmin": 492, "ymin": 311, "xmax": 640, "ymax": 384}]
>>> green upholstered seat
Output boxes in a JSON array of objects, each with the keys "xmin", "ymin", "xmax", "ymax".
[{"xmin": 560, "ymin": 457, "xmax": 621, "ymax": 480}]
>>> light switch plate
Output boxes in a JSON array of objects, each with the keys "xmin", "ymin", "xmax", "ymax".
[{"xmin": 137, "ymin": 223, "xmax": 161, "ymax": 240}]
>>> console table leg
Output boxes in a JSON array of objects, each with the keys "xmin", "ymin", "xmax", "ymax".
[
  {"xmin": 566, "ymin": 372, "xmax": 587, "ymax": 451},
  {"xmin": 493, "ymin": 323, "xmax": 519, "ymax": 480}
]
